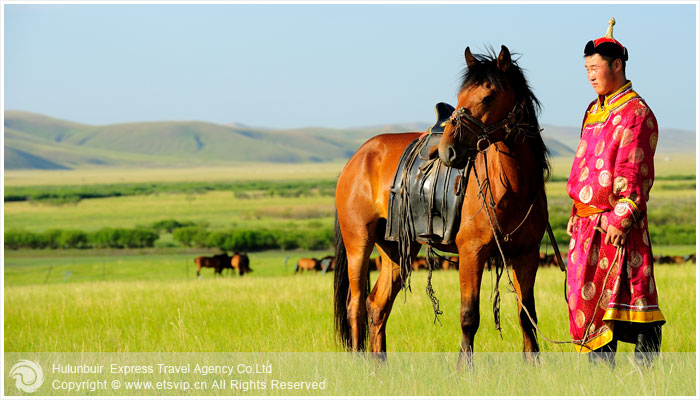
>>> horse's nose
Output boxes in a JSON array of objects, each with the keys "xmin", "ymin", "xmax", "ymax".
[{"xmin": 446, "ymin": 145, "xmax": 458, "ymax": 164}]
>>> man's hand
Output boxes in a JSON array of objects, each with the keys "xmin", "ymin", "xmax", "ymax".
[
  {"xmin": 605, "ymin": 224, "xmax": 627, "ymax": 247},
  {"xmin": 566, "ymin": 216, "xmax": 579, "ymax": 236}
]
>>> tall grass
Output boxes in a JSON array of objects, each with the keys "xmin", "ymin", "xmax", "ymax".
[
  {"xmin": 4, "ymin": 253, "xmax": 694, "ymax": 353},
  {"xmin": 3, "ymin": 255, "xmax": 695, "ymax": 396}
]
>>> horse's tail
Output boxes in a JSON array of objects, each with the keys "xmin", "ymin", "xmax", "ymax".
[
  {"xmin": 333, "ymin": 212, "xmax": 352, "ymax": 349},
  {"xmin": 294, "ymin": 262, "xmax": 300, "ymax": 273}
]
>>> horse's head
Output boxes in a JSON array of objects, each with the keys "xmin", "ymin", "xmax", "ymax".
[{"xmin": 439, "ymin": 45, "xmax": 522, "ymax": 169}]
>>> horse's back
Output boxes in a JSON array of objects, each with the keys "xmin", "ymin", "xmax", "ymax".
[{"xmin": 337, "ymin": 132, "xmax": 423, "ymax": 220}]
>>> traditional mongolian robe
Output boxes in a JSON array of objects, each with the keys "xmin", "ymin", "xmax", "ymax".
[{"xmin": 566, "ymin": 81, "xmax": 665, "ymax": 352}]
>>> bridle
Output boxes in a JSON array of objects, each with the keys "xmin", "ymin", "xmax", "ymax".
[
  {"xmin": 447, "ymin": 103, "xmax": 540, "ymax": 152},
  {"xmin": 444, "ymin": 99, "xmax": 576, "ymax": 349}
]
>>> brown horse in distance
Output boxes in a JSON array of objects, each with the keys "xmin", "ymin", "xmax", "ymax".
[
  {"xmin": 231, "ymin": 251, "xmax": 252, "ymax": 276},
  {"xmin": 195, "ymin": 253, "xmax": 232, "ymax": 277},
  {"xmin": 296, "ymin": 258, "xmax": 321, "ymax": 273},
  {"xmin": 442, "ymin": 256, "xmax": 459, "ymax": 270},
  {"xmin": 334, "ymin": 45, "xmax": 549, "ymax": 368}
]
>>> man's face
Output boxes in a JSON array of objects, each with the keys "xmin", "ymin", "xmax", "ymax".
[{"xmin": 584, "ymin": 54, "xmax": 619, "ymax": 96}]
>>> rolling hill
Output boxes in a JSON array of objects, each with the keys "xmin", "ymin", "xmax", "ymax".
[{"xmin": 3, "ymin": 110, "xmax": 694, "ymax": 170}]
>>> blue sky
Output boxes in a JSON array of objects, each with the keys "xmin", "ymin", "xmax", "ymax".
[{"xmin": 3, "ymin": 3, "xmax": 697, "ymax": 131}]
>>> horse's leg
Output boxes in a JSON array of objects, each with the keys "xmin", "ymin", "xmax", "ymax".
[
  {"xmin": 343, "ymin": 221, "xmax": 378, "ymax": 351},
  {"xmin": 366, "ymin": 241, "xmax": 419, "ymax": 357},
  {"xmin": 510, "ymin": 248, "xmax": 540, "ymax": 363},
  {"xmin": 457, "ymin": 246, "xmax": 488, "ymax": 370}
]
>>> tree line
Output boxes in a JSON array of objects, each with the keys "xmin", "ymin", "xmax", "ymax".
[{"xmin": 4, "ymin": 219, "xmax": 334, "ymax": 251}]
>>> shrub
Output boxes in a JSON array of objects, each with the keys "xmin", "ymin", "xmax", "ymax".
[
  {"xmin": 90, "ymin": 228, "xmax": 159, "ymax": 248},
  {"xmin": 297, "ymin": 228, "xmax": 334, "ymax": 250},
  {"xmin": 172, "ymin": 226, "xmax": 209, "ymax": 247},
  {"xmin": 4, "ymin": 229, "xmax": 43, "ymax": 249},
  {"xmin": 58, "ymin": 229, "xmax": 90, "ymax": 249}
]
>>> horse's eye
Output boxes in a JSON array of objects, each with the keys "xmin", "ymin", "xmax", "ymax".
[{"xmin": 482, "ymin": 95, "xmax": 494, "ymax": 105}]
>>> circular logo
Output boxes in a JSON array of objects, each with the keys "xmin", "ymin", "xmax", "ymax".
[
  {"xmin": 629, "ymin": 251, "xmax": 643, "ymax": 268},
  {"xmin": 613, "ymin": 125, "xmax": 624, "ymax": 141},
  {"xmin": 646, "ymin": 117, "xmax": 655, "ymax": 130},
  {"xmin": 641, "ymin": 164, "xmax": 649, "ymax": 177},
  {"xmin": 588, "ymin": 245, "xmax": 599, "ymax": 266},
  {"xmin": 581, "ymin": 281, "xmax": 596, "ymax": 301},
  {"xmin": 599, "ymin": 289, "xmax": 612, "ymax": 310},
  {"xmin": 575, "ymin": 309, "xmax": 586, "ymax": 328},
  {"xmin": 579, "ymin": 185, "xmax": 593, "ymax": 203},
  {"xmin": 629, "ymin": 147, "xmax": 645, "ymax": 164},
  {"xmin": 595, "ymin": 141, "xmax": 605, "ymax": 156},
  {"xmin": 576, "ymin": 140, "xmax": 587, "ymax": 158},
  {"xmin": 613, "ymin": 176, "xmax": 628, "ymax": 195},
  {"xmin": 621, "ymin": 128, "xmax": 634, "ymax": 147},
  {"xmin": 650, "ymin": 132, "xmax": 658, "ymax": 152},
  {"xmin": 10, "ymin": 360, "xmax": 44, "ymax": 393},
  {"xmin": 578, "ymin": 167, "xmax": 589, "ymax": 182}
]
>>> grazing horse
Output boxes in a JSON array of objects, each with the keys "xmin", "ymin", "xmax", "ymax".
[
  {"xmin": 320, "ymin": 256, "xmax": 337, "ymax": 273},
  {"xmin": 333, "ymin": 45, "xmax": 550, "ymax": 368},
  {"xmin": 411, "ymin": 256, "xmax": 428, "ymax": 271},
  {"xmin": 195, "ymin": 253, "xmax": 232, "ymax": 277},
  {"xmin": 296, "ymin": 258, "xmax": 320, "ymax": 273},
  {"xmin": 442, "ymin": 256, "xmax": 459, "ymax": 270},
  {"xmin": 231, "ymin": 251, "xmax": 252, "ymax": 276}
]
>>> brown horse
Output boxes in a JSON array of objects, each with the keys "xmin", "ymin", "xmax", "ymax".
[
  {"xmin": 195, "ymin": 253, "xmax": 232, "ymax": 277},
  {"xmin": 411, "ymin": 256, "xmax": 428, "ymax": 271},
  {"xmin": 333, "ymin": 45, "xmax": 550, "ymax": 368},
  {"xmin": 296, "ymin": 258, "xmax": 320, "ymax": 273},
  {"xmin": 231, "ymin": 251, "xmax": 252, "ymax": 276}
]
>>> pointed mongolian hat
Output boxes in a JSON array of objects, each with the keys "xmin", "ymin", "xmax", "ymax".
[{"xmin": 584, "ymin": 18, "xmax": 628, "ymax": 61}]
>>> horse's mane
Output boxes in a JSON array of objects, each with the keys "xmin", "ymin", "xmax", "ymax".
[{"xmin": 459, "ymin": 48, "xmax": 551, "ymax": 183}]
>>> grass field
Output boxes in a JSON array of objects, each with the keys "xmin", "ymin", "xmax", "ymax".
[
  {"xmin": 3, "ymin": 162, "xmax": 348, "ymax": 187},
  {"xmin": 3, "ymin": 250, "xmax": 696, "ymax": 395},
  {"xmin": 3, "ymin": 156, "xmax": 696, "ymax": 396}
]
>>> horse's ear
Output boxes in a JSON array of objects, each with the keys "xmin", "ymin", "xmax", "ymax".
[
  {"xmin": 497, "ymin": 45, "xmax": 511, "ymax": 72},
  {"xmin": 464, "ymin": 46, "xmax": 477, "ymax": 68}
]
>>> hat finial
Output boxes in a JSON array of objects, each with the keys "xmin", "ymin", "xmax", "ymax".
[{"xmin": 605, "ymin": 18, "xmax": 616, "ymax": 39}]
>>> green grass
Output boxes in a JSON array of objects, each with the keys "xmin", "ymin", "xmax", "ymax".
[
  {"xmin": 3, "ymin": 162, "xmax": 346, "ymax": 187},
  {"xmin": 3, "ymin": 191, "xmax": 335, "ymax": 232},
  {"xmin": 3, "ymin": 251, "xmax": 695, "ymax": 396},
  {"xmin": 4, "ymin": 250, "xmax": 695, "ymax": 353}
]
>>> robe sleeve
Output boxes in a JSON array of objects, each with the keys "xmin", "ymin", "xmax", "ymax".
[{"xmin": 606, "ymin": 105, "xmax": 657, "ymax": 232}]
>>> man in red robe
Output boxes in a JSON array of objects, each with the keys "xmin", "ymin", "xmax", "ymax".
[{"xmin": 565, "ymin": 18, "xmax": 665, "ymax": 367}]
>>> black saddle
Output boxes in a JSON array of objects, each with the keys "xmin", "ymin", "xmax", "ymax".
[{"xmin": 385, "ymin": 102, "xmax": 466, "ymax": 245}]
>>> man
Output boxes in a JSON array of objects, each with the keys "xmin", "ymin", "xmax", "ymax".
[{"xmin": 565, "ymin": 18, "xmax": 665, "ymax": 367}]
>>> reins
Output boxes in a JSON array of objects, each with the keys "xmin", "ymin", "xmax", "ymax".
[
  {"xmin": 447, "ymin": 104, "xmax": 595, "ymax": 347},
  {"xmin": 470, "ymin": 140, "xmax": 622, "ymax": 350}
]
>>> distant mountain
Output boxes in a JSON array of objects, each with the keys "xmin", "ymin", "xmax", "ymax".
[
  {"xmin": 3, "ymin": 111, "xmax": 692, "ymax": 170},
  {"xmin": 539, "ymin": 123, "xmax": 696, "ymax": 155}
]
